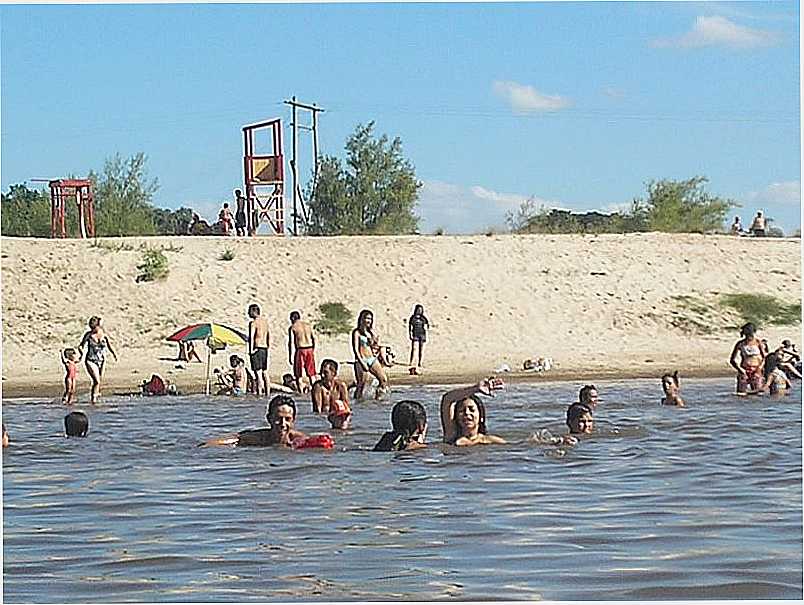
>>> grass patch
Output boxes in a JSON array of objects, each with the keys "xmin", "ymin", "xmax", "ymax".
[
  {"xmin": 136, "ymin": 249, "xmax": 169, "ymax": 282},
  {"xmin": 91, "ymin": 239, "xmax": 135, "ymax": 252},
  {"xmin": 314, "ymin": 302, "xmax": 353, "ymax": 336},
  {"xmin": 219, "ymin": 248, "xmax": 236, "ymax": 261},
  {"xmin": 719, "ymin": 293, "xmax": 801, "ymax": 328}
]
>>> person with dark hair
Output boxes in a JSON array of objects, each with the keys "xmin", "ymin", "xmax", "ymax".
[
  {"xmin": 566, "ymin": 403, "xmax": 594, "ymax": 436},
  {"xmin": 2, "ymin": 424, "xmax": 9, "ymax": 448},
  {"xmin": 440, "ymin": 378, "xmax": 506, "ymax": 446},
  {"xmin": 351, "ymin": 309, "xmax": 389, "ymax": 400},
  {"xmin": 247, "ymin": 303, "xmax": 270, "ymax": 396},
  {"xmin": 660, "ymin": 371, "xmax": 685, "ymax": 406},
  {"xmin": 201, "ymin": 395, "xmax": 307, "ymax": 447},
  {"xmin": 775, "ymin": 340, "xmax": 802, "ymax": 379},
  {"xmin": 234, "ymin": 189, "xmax": 247, "ymax": 237},
  {"xmin": 730, "ymin": 322, "xmax": 766, "ymax": 395},
  {"xmin": 763, "ymin": 353, "xmax": 792, "ymax": 395},
  {"xmin": 64, "ymin": 411, "xmax": 89, "ymax": 437},
  {"xmin": 374, "ymin": 400, "xmax": 428, "ymax": 451},
  {"xmin": 749, "ymin": 211, "xmax": 766, "ymax": 237},
  {"xmin": 311, "ymin": 359, "xmax": 351, "ymax": 429},
  {"xmin": 61, "ymin": 347, "xmax": 79, "ymax": 405},
  {"xmin": 77, "ymin": 316, "xmax": 117, "ymax": 404},
  {"xmin": 578, "ymin": 385, "xmax": 599, "ymax": 408},
  {"xmin": 288, "ymin": 310, "xmax": 317, "ymax": 393},
  {"xmin": 408, "ymin": 304, "xmax": 430, "ymax": 372}
]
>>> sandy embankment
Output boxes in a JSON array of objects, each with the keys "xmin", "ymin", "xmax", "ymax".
[{"xmin": 1, "ymin": 233, "xmax": 800, "ymax": 399}]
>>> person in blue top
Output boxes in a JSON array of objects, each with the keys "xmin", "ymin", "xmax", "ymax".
[{"xmin": 407, "ymin": 304, "xmax": 430, "ymax": 372}]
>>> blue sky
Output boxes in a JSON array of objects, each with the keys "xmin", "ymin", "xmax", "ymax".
[{"xmin": 1, "ymin": 1, "xmax": 800, "ymax": 234}]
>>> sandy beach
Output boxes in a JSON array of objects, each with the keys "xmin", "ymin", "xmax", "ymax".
[{"xmin": 1, "ymin": 232, "xmax": 800, "ymax": 399}]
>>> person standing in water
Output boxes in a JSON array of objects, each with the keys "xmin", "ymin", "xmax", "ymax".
[
  {"xmin": 288, "ymin": 311, "xmax": 317, "ymax": 393},
  {"xmin": 310, "ymin": 359, "xmax": 352, "ymax": 429},
  {"xmin": 730, "ymin": 322, "xmax": 766, "ymax": 395},
  {"xmin": 77, "ymin": 316, "xmax": 117, "ymax": 404},
  {"xmin": 407, "ymin": 304, "xmax": 430, "ymax": 372},
  {"xmin": 247, "ymin": 304, "xmax": 270, "ymax": 396},
  {"xmin": 351, "ymin": 309, "xmax": 389, "ymax": 400},
  {"xmin": 374, "ymin": 400, "xmax": 428, "ymax": 451},
  {"xmin": 440, "ymin": 378, "xmax": 506, "ymax": 446},
  {"xmin": 660, "ymin": 372, "xmax": 685, "ymax": 407}
]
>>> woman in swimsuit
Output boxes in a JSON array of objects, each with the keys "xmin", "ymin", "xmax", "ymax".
[
  {"xmin": 440, "ymin": 378, "xmax": 506, "ymax": 446},
  {"xmin": 373, "ymin": 400, "xmax": 428, "ymax": 451},
  {"xmin": 660, "ymin": 371, "xmax": 685, "ymax": 406},
  {"xmin": 351, "ymin": 309, "xmax": 389, "ymax": 400},
  {"xmin": 729, "ymin": 322, "xmax": 765, "ymax": 395},
  {"xmin": 78, "ymin": 316, "xmax": 118, "ymax": 404}
]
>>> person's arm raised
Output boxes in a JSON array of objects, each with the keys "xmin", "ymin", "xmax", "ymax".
[{"xmin": 440, "ymin": 378, "xmax": 503, "ymax": 443}]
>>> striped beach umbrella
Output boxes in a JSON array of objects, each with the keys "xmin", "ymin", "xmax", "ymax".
[{"xmin": 166, "ymin": 323, "xmax": 249, "ymax": 394}]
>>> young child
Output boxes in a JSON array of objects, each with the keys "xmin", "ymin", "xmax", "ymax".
[
  {"xmin": 61, "ymin": 348, "xmax": 79, "ymax": 405},
  {"xmin": 64, "ymin": 411, "xmax": 89, "ymax": 438},
  {"xmin": 226, "ymin": 355, "xmax": 247, "ymax": 396},
  {"xmin": 660, "ymin": 371, "xmax": 685, "ymax": 407},
  {"xmin": 764, "ymin": 353, "xmax": 793, "ymax": 395}
]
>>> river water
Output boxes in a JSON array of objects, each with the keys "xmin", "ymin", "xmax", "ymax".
[{"xmin": 3, "ymin": 377, "xmax": 802, "ymax": 601}]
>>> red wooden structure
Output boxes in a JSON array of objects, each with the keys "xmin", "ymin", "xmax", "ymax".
[
  {"xmin": 242, "ymin": 118, "xmax": 285, "ymax": 235},
  {"xmin": 49, "ymin": 179, "xmax": 95, "ymax": 239}
]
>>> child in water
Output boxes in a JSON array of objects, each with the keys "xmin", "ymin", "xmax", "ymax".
[
  {"xmin": 763, "ymin": 353, "xmax": 793, "ymax": 395},
  {"xmin": 220, "ymin": 355, "xmax": 247, "ymax": 396},
  {"xmin": 373, "ymin": 400, "xmax": 428, "ymax": 451},
  {"xmin": 61, "ymin": 348, "xmax": 79, "ymax": 405},
  {"xmin": 660, "ymin": 371, "xmax": 685, "ymax": 406},
  {"xmin": 64, "ymin": 411, "xmax": 89, "ymax": 438},
  {"xmin": 440, "ymin": 377, "xmax": 506, "ymax": 446}
]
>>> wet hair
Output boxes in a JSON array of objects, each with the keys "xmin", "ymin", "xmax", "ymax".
[
  {"xmin": 321, "ymin": 358, "xmax": 338, "ymax": 374},
  {"xmin": 454, "ymin": 395, "xmax": 488, "ymax": 439},
  {"xmin": 266, "ymin": 395, "xmax": 297, "ymax": 422},
  {"xmin": 661, "ymin": 371, "xmax": 680, "ymax": 389},
  {"xmin": 412, "ymin": 304, "xmax": 424, "ymax": 316},
  {"xmin": 566, "ymin": 403, "xmax": 593, "ymax": 431},
  {"xmin": 290, "ymin": 311, "xmax": 301, "ymax": 322},
  {"xmin": 64, "ymin": 411, "xmax": 89, "ymax": 437},
  {"xmin": 579, "ymin": 385, "xmax": 597, "ymax": 404},
  {"xmin": 740, "ymin": 322, "xmax": 756, "ymax": 338},
  {"xmin": 248, "ymin": 303, "xmax": 260, "ymax": 316},
  {"xmin": 373, "ymin": 400, "xmax": 427, "ymax": 451},
  {"xmin": 357, "ymin": 309, "xmax": 373, "ymax": 330},
  {"xmin": 764, "ymin": 352, "xmax": 780, "ymax": 382}
]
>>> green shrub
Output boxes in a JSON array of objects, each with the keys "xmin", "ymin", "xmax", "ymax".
[
  {"xmin": 314, "ymin": 302, "xmax": 353, "ymax": 336},
  {"xmin": 719, "ymin": 293, "xmax": 801, "ymax": 327},
  {"xmin": 136, "ymin": 249, "xmax": 169, "ymax": 282},
  {"xmin": 219, "ymin": 248, "xmax": 236, "ymax": 261}
]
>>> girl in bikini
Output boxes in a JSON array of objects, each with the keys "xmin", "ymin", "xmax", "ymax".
[
  {"xmin": 440, "ymin": 378, "xmax": 506, "ymax": 446},
  {"xmin": 78, "ymin": 316, "xmax": 118, "ymax": 404},
  {"xmin": 351, "ymin": 309, "xmax": 389, "ymax": 400},
  {"xmin": 729, "ymin": 322, "xmax": 765, "ymax": 395}
]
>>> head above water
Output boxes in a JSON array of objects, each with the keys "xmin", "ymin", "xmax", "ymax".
[
  {"xmin": 320, "ymin": 358, "xmax": 338, "ymax": 381},
  {"xmin": 740, "ymin": 322, "xmax": 756, "ymax": 338},
  {"xmin": 566, "ymin": 403, "xmax": 594, "ymax": 435},
  {"xmin": 290, "ymin": 311, "xmax": 301, "ymax": 323},
  {"xmin": 579, "ymin": 385, "xmax": 598, "ymax": 406},
  {"xmin": 391, "ymin": 400, "xmax": 428, "ymax": 437},
  {"xmin": 65, "ymin": 411, "xmax": 89, "ymax": 438},
  {"xmin": 265, "ymin": 395, "xmax": 297, "ymax": 439},
  {"xmin": 661, "ymin": 371, "xmax": 680, "ymax": 395},
  {"xmin": 454, "ymin": 395, "xmax": 488, "ymax": 438}
]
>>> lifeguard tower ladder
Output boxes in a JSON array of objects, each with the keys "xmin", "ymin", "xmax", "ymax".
[
  {"xmin": 50, "ymin": 179, "xmax": 95, "ymax": 238},
  {"xmin": 243, "ymin": 118, "xmax": 285, "ymax": 235}
]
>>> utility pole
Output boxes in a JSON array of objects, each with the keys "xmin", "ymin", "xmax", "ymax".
[{"xmin": 284, "ymin": 97, "xmax": 324, "ymax": 235}]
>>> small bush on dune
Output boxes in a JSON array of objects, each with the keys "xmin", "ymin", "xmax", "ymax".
[
  {"xmin": 719, "ymin": 293, "xmax": 801, "ymax": 328},
  {"xmin": 219, "ymin": 248, "xmax": 236, "ymax": 261},
  {"xmin": 314, "ymin": 302, "xmax": 353, "ymax": 336},
  {"xmin": 136, "ymin": 249, "xmax": 169, "ymax": 282}
]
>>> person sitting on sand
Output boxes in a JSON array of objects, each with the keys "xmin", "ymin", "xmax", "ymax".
[
  {"xmin": 775, "ymin": 340, "xmax": 802, "ymax": 379},
  {"xmin": 141, "ymin": 373, "xmax": 168, "ymax": 396},
  {"xmin": 78, "ymin": 316, "xmax": 118, "ymax": 405},
  {"xmin": 730, "ymin": 322, "xmax": 766, "ymax": 395},
  {"xmin": 660, "ymin": 371, "xmax": 685, "ymax": 407},
  {"xmin": 374, "ymin": 400, "xmax": 428, "ymax": 451},
  {"xmin": 351, "ymin": 309, "xmax": 389, "ymax": 400},
  {"xmin": 311, "ymin": 359, "xmax": 352, "ymax": 429},
  {"xmin": 288, "ymin": 311, "xmax": 317, "ymax": 393},
  {"xmin": 201, "ymin": 395, "xmax": 316, "ymax": 448},
  {"xmin": 61, "ymin": 347, "xmax": 79, "ymax": 405},
  {"xmin": 730, "ymin": 216, "xmax": 744, "ymax": 236},
  {"xmin": 65, "ymin": 411, "xmax": 89, "ymax": 438},
  {"xmin": 177, "ymin": 341, "xmax": 202, "ymax": 363},
  {"xmin": 440, "ymin": 378, "xmax": 506, "ymax": 446},
  {"xmin": 763, "ymin": 353, "xmax": 793, "ymax": 395}
]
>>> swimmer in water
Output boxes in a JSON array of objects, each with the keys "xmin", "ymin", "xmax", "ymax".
[
  {"xmin": 64, "ymin": 411, "xmax": 90, "ymax": 438},
  {"xmin": 373, "ymin": 400, "xmax": 428, "ymax": 451},
  {"xmin": 440, "ymin": 378, "xmax": 506, "ymax": 446},
  {"xmin": 565, "ymin": 403, "xmax": 594, "ymax": 440},
  {"xmin": 730, "ymin": 322, "xmax": 765, "ymax": 395},
  {"xmin": 763, "ymin": 353, "xmax": 793, "ymax": 395},
  {"xmin": 660, "ymin": 371, "xmax": 685, "ymax": 407},
  {"xmin": 201, "ymin": 395, "xmax": 307, "ymax": 447},
  {"xmin": 577, "ymin": 384, "xmax": 599, "ymax": 409}
]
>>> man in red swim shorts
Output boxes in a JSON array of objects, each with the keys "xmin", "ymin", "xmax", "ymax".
[{"xmin": 288, "ymin": 311, "xmax": 317, "ymax": 392}]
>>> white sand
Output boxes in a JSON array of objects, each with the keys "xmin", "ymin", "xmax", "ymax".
[{"xmin": 1, "ymin": 233, "xmax": 800, "ymax": 395}]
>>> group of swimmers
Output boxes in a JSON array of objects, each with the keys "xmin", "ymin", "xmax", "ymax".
[{"xmin": 729, "ymin": 323, "xmax": 800, "ymax": 396}]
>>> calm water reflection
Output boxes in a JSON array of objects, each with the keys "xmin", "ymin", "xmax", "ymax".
[{"xmin": 3, "ymin": 378, "xmax": 802, "ymax": 601}]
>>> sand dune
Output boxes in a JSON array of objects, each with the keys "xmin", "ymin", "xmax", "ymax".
[{"xmin": 1, "ymin": 233, "xmax": 800, "ymax": 396}]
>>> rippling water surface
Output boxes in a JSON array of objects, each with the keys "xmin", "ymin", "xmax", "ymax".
[{"xmin": 3, "ymin": 378, "xmax": 802, "ymax": 601}]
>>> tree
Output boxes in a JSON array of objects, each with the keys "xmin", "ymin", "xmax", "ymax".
[
  {"xmin": 91, "ymin": 153, "xmax": 159, "ymax": 236},
  {"xmin": 507, "ymin": 197, "xmax": 647, "ymax": 234},
  {"xmin": 152, "ymin": 206, "xmax": 194, "ymax": 235},
  {"xmin": 307, "ymin": 122, "xmax": 421, "ymax": 235},
  {"xmin": 1, "ymin": 184, "xmax": 53, "ymax": 237},
  {"xmin": 638, "ymin": 176, "xmax": 735, "ymax": 233}
]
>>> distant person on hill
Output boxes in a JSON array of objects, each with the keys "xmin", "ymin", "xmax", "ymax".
[
  {"xmin": 730, "ymin": 216, "xmax": 744, "ymax": 236},
  {"xmin": 218, "ymin": 202, "xmax": 234, "ymax": 235},
  {"xmin": 234, "ymin": 189, "xmax": 247, "ymax": 236},
  {"xmin": 247, "ymin": 304, "xmax": 270, "ymax": 396},
  {"xmin": 61, "ymin": 347, "xmax": 79, "ymax": 405},
  {"xmin": 763, "ymin": 353, "xmax": 793, "ymax": 395},
  {"xmin": 288, "ymin": 311, "xmax": 317, "ymax": 393},
  {"xmin": 408, "ymin": 304, "xmax": 430, "ymax": 372},
  {"xmin": 660, "ymin": 371, "xmax": 685, "ymax": 406},
  {"xmin": 64, "ymin": 411, "xmax": 89, "ymax": 438},
  {"xmin": 78, "ymin": 316, "xmax": 117, "ymax": 405},
  {"xmin": 374, "ymin": 400, "xmax": 428, "ymax": 451},
  {"xmin": 749, "ymin": 211, "xmax": 766, "ymax": 237},
  {"xmin": 440, "ymin": 378, "xmax": 506, "ymax": 446},
  {"xmin": 730, "ymin": 322, "xmax": 766, "ymax": 395},
  {"xmin": 311, "ymin": 359, "xmax": 352, "ymax": 429},
  {"xmin": 352, "ymin": 309, "xmax": 389, "ymax": 400}
]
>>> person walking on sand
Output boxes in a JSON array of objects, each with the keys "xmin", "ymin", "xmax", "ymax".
[
  {"xmin": 730, "ymin": 322, "xmax": 766, "ymax": 395},
  {"xmin": 351, "ymin": 309, "xmax": 389, "ymax": 400},
  {"xmin": 288, "ymin": 311, "xmax": 317, "ymax": 393},
  {"xmin": 248, "ymin": 304, "xmax": 270, "ymax": 396},
  {"xmin": 234, "ymin": 189, "xmax": 247, "ymax": 236},
  {"xmin": 408, "ymin": 304, "xmax": 430, "ymax": 372},
  {"xmin": 78, "ymin": 316, "xmax": 117, "ymax": 404}
]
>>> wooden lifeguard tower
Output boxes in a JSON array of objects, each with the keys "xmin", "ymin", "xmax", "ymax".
[
  {"xmin": 242, "ymin": 118, "xmax": 285, "ymax": 235},
  {"xmin": 49, "ymin": 179, "xmax": 95, "ymax": 238}
]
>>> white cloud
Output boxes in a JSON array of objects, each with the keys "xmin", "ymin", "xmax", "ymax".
[
  {"xmin": 652, "ymin": 16, "xmax": 781, "ymax": 49},
  {"xmin": 744, "ymin": 181, "xmax": 801, "ymax": 206},
  {"xmin": 493, "ymin": 80, "xmax": 571, "ymax": 113},
  {"xmin": 602, "ymin": 87, "xmax": 626, "ymax": 100},
  {"xmin": 469, "ymin": 185, "xmax": 529, "ymax": 209}
]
